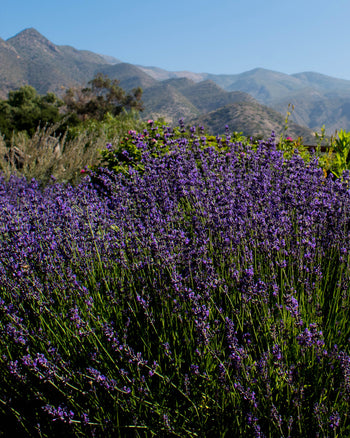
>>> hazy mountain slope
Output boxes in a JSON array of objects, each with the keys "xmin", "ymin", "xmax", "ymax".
[
  {"xmin": 99, "ymin": 62, "xmax": 158, "ymax": 91},
  {"xmin": 201, "ymin": 73, "xmax": 240, "ymax": 90},
  {"xmin": 270, "ymin": 72, "xmax": 350, "ymax": 133},
  {"xmin": 224, "ymin": 68, "xmax": 306, "ymax": 103},
  {"xmin": 0, "ymin": 29, "xmax": 158, "ymax": 97},
  {"xmin": 271, "ymin": 89, "xmax": 350, "ymax": 133},
  {"xmin": 292, "ymin": 72, "xmax": 350, "ymax": 93},
  {"xmin": 211, "ymin": 68, "xmax": 350, "ymax": 134},
  {"xmin": 141, "ymin": 77, "xmax": 258, "ymax": 124},
  {"xmin": 140, "ymin": 77, "xmax": 316, "ymax": 141},
  {"xmin": 142, "ymin": 82, "xmax": 200, "ymax": 123},
  {"xmin": 7, "ymin": 28, "xmax": 108, "ymax": 65},
  {"xmin": 2, "ymin": 28, "xmax": 350, "ymax": 135},
  {"xmin": 168, "ymin": 79, "xmax": 256, "ymax": 112},
  {"xmin": 98, "ymin": 54, "xmax": 122, "ymax": 65},
  {"xmin": 0, "ymin": 38, "xmax": 26, "ymax": 97},
  {"xmin": 5, "ymin": 28, "xmax": 112, "ymax": 94},
  {"xmin": 137, "ymin": 65, "xmax": 205, "ymax": 82},
  {"xmin": 190, "ymin": 101, "xmax": 316, "ymax": 142},
  {"xmin": 158, "ymin": 77, "xmax": 196, "ymax": 92}
]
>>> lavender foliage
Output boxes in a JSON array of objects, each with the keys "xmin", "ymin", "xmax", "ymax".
[{"xmin": 0, "ymin": 125, "xmax": 350, "ymax": 437}]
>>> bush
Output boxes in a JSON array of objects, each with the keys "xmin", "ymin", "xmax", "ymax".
[
  {"xmin": 95, "ymin": 118, "xmax": 253, "ymax": 178},
  {"xmin": 1, "ymin": 127, "xmax": 350, "ymax": 436},
  {"xmin": 0, "ymin": 85, "xmax": 64, "ymax": 139},
  {"xmin": 0, "ymin": 110, "xmax": 144, "ymax": 186}
]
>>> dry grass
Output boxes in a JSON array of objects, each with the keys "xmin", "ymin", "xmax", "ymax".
[{"xmin": 0, "ymin": 112, "xmax": 144, "ymax": 186}]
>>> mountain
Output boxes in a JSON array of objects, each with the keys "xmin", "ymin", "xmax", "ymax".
[
  {"xmin": 112, "ymin": 65, "xmax": 350, "ymax": 135},
  {"xmin": 224, "ymin": 68, "xmax": 305, "ymax": 103},
  {"xmin": 140, "ymin": 76, "xmax": 315, "ymax": 140},
  {"xmin": 271, "ymin": 88, "xmax": 350, "ymax": 133},
  {"xmin": 0, "ymin": 37, "xmax": 26, "ymax": 95},
  {"xmin": 98, "ymin": 62, "xmax": 158, "ymax": 90},
  {"xmin": 291, "ymin": 71, "xmax": 350, "ymax": 93},
  {"xmin": 142, "ymin": 81, "xmax": 200, "ymax": 123},
  {"xmin": 167, "ymin": 79, "xmax": 256, "ymax": 113},
  {"xmin": 142, "ymin": 77, "xmax": 257, "ymax": 125},
  {"xmin": 201, "ymin": 69, "xmax": 350, "ymax": 133},
  {"xmin": 98, "ymin": 54, "xmax": 122, "ymax": 65},
  {"xmin": 190, "ymin": 101, "xmax": 315, "ymax": 142},
  {"xmin": 268, "ymin": 73, "xmax": 350, "ymax": 133},
  {"xmin": 0, "ymin": 28, "xmax": 127, "ymax": 96},
  {"xmin": 1, "ymin": 28, "xmax": 350, "ymax": 136},
  {"xmin": 137, "ymin": 65, "xmax": 204, "ymax": 82}
]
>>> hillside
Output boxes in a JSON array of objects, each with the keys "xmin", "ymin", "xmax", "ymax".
[
  {"xmin": 2, "ymin": 28, "xmax": 114, "ymax": 96},
  {"xmin": 190, "ymin": 101, "xmax": 316, "ymax": 142},
  {"xmin": 99, "ymin": 62, "xmax": 158, "ymax": 91},
  {"xmin": 142, "ymin": 81, "xmax": 200, "ymax": 123},
  {"xmin": 142, "ymin": 78, "xmax": 256, "ymax": 125},
  {"xmin": 166, "ymin": 79, "xmax": 256, "ymax": 113},
  {"xmin": 142, "ymin": 65, "xmax": 350, "ymax": 133},
  {"xmin": 271, "ymin": 89, "xmax": 350, "ymax": 133},
  {"xmin": 0, "ymin": 37, "xmax": 26, "ymax": 96},
  {"xmin": 2, "ymin": 28, "xmax": 350, "ymax": 135}
]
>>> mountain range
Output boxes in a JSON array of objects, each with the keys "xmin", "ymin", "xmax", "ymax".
[{"xmin": 2, "ymin": 28, "xmax": 350, "ymax": 140}]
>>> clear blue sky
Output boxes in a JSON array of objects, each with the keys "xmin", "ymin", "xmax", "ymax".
[{"xmin": 2, "ymin": 0, "xmax": 350, "ymax": 80}]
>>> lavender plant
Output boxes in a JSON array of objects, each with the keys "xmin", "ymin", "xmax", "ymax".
[
  {"xmin": 96, "ymin": 119, "xmax": 251, "ymax": 178},
  {"xmin": 1, "ymin": 124, "xmax": 350, "ymax": 437}
]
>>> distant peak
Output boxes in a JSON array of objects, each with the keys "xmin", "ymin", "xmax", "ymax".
[
  {"xmin": 7, "ymin": 28, "xmax": 60, "ymax": 54},
  {"xmin": 7, "ymin": 28, "xmax": 50, "ymax": 44},
  {"xmin": 293, "ymin": 71, "xmax": 333, "ymax": 79},
  {"xmin": 20, "ymin": 27, "xmax": 40, "ymax": 34}
]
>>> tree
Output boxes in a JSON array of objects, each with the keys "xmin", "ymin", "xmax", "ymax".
[
  {"xmin": 63, "ymin": 73, "xmax": 143, "ymax": 122},
  {"xmin": 0, "ymin": 85, "xmax": 63, "ymax": 139}
]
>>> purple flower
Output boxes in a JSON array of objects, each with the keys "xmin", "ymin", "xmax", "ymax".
[
  {"xmin": 329, "ymin": 411, "xmax": 340, "ymax": 430},
  {"xmin": 42, "ymin": 404, "xmax": 74, "ymax": 423}
]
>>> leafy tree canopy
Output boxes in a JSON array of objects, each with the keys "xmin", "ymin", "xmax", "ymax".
[
  {"xmin": 0, "ymin": 85, "xmax": 63, "ymax": 139},
  {"xmin": 0, "ymin": 75, "xmax": 143, "ymax": 141},
  {"xmin": 63, "ymin": 73, "xmax": 143, "ymax": 122}
]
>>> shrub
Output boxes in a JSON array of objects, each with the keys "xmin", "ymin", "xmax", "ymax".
[
  {"xmin": 0, "ymin": 85, "xmax": 64, "ymax": 139},
  {"xmin": 0, "ymin": 110, "xmax": 144, "ymax": 186},
  {"xmin": 95, "ymin": 118, "xmax": 253, "ymax": 178},
  {"xmin": 1, "ymin": 128, "xmax": 350, "ymax": 436}
]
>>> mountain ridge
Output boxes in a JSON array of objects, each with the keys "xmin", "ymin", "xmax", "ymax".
[{"xmin": 1, "ymin": 28, "xmax": 350, "ymax": 136}]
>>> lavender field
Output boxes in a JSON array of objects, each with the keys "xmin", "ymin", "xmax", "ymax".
[{"xmin": 1, "ymin": 123, "xmax": 350, "ymax": 437}]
